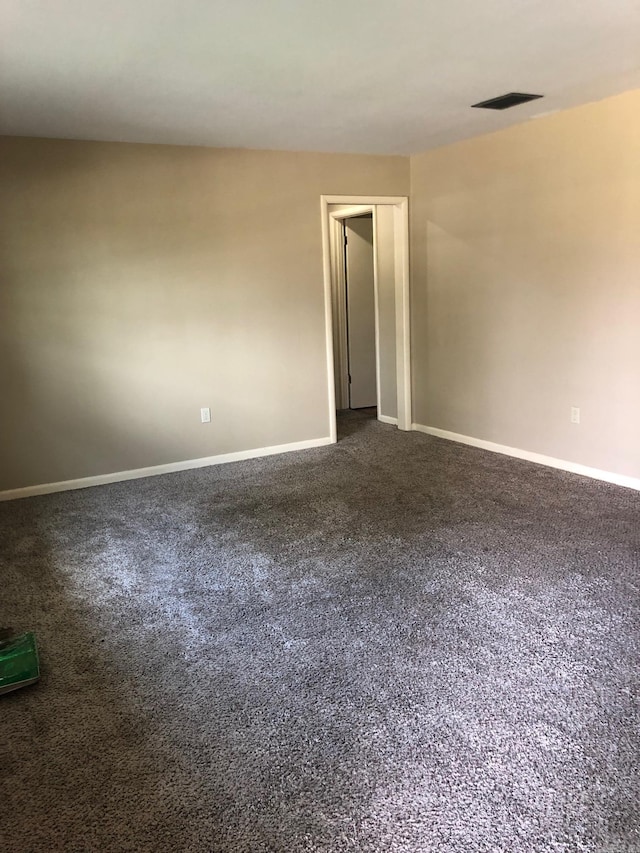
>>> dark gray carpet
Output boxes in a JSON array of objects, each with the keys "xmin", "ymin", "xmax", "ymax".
[{"xmin": 1, "ymin": 409, "xmax": 639, "ymax": 853}]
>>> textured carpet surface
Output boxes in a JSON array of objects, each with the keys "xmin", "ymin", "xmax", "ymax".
[{"xmin": 1, "ymin": 410, "xmax": 639, "ymax": 852}]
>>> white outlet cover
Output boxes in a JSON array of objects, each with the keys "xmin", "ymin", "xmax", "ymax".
[{"xmin": 201, "ymin": 407, "xmax": 211, "ymax": 423}]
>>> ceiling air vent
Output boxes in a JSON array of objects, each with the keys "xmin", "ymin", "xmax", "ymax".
[{"xmin": 471, "ymin": 92, "xmax": 543, "ymax": 110}]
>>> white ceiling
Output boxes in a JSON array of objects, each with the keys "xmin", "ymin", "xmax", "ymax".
[{"xmin": 2, "ymin": 0, "xmax": 640, "ymax": 155}]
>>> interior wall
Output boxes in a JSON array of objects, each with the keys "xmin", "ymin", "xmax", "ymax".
[
  {"xmin": 410, "ymin": 88, "xmax": 640, "ymax": 479},
  {"xmin": 374, "ymin": 205, "xmax": 398, "ymax": 421},
  {"xmin": 344, "ymin": 215, "xmax": 377, "ymax": 409},
  {"xmin": 0, "ymin": 137, "xmax": 408, "ymax": 491}
]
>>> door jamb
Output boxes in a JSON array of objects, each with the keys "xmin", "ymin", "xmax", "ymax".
[{"xmin": 320, "ymin": 195, "xmax": 411, "ymax": 442}]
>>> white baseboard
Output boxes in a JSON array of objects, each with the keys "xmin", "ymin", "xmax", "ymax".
[
  {"xmin": 0, "ymin": 436, "xmax": 334, "ymax": 502},
  {"xmin": 412, "ymin": 423, "xmax": 640, "ymax": 492},
  {"xmin": 378, "ymin": 414, "xmax": 398, "ymax": 426}
]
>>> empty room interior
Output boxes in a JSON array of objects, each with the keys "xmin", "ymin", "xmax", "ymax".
[{"xmin": 2, "ymin": 2, "xmax": 640, "ymax": 851}]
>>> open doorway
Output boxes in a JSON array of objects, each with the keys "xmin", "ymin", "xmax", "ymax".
[
  {"xmin": 343, "ymin": 214, "xmax": 376, "ymax": 410},
  {"xmin": 320, "ymin": 195, "xmax": 411, "ymax": 443}
]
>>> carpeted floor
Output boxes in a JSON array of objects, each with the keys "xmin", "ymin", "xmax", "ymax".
[{"xmin": 1, "ymin": 409, "xmax": 639, "ymax": 852}]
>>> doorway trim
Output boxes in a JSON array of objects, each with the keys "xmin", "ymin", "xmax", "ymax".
[{"xmin": 320, "ymin": 195, "xmax": 411, "ymax": 442}]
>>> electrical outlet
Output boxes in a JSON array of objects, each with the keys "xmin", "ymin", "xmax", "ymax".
[
  {"xmin": 570, "ymin": 406, "xmax": 580, "ymax": 424},
  {"xmin": 200, "ymin": 407, "xmax": 211, "ymax": 424}
]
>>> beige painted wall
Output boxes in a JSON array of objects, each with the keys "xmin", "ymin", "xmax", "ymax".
[
  {"xmin": 0, "ymin": 137, "xmax": 408, "ymax": 491},
  {"xmin": 375, "ymin": 205, "xmax": 398, "ymax": 421},
  {"xmin": 344, "ymin": 215, "xmax": 377, "ymax": 409},
  {"xmin": 410, "ymin": 89, "xmax": 640, "ymax": 479}
]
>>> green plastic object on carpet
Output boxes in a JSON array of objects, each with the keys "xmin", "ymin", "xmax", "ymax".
[{"xmin": 0, "ymin": 632, "xmax": 40, "ymax": 695}]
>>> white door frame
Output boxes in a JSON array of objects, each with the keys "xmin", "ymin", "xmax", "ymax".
[{"xmin": 320, "ymin": 195, "xmax": 411, "ymax": 442}]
